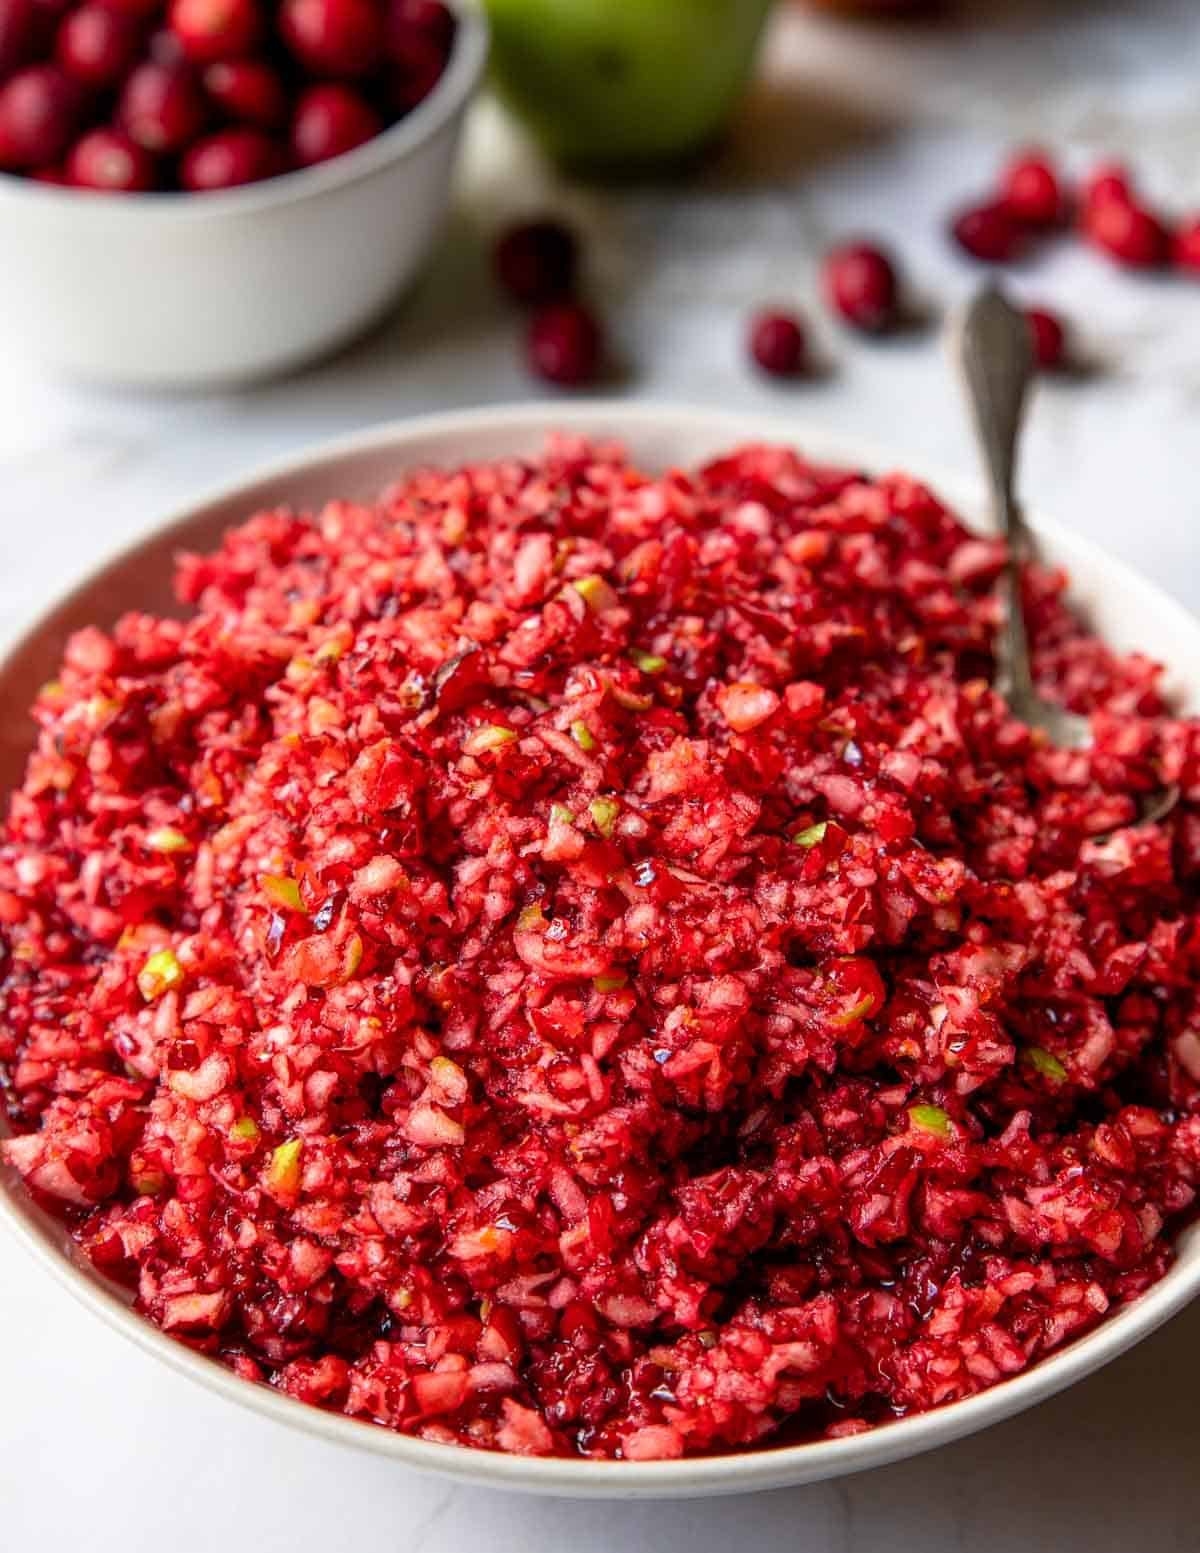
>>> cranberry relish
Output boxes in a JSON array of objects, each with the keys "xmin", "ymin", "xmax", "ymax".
[{"xmin": 4, "ymin": 440, "xmax": 1200, "ymax": 1462}]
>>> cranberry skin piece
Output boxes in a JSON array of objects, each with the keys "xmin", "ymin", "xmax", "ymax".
[
  {"xmin": 494, "ymin": 219, "xmax": 578, "ymax": 306},
  {"xmin": 180, "ymin": 125, "xmax": 282, "ymax": 188},
  {"xmin": 748, "ymin": 310, "xmax": 806, "ymax": 377},
  {"xmin": 202, "ymin": 58, "xmax": 286, "ymax": 127},
  {"xmin": 118, "ymin": 61, "xmax": 207, "ymax": 152},
  {"xmin": 387, "ymin": 0, "xmax": 452, "ymax": 52},
  {"xmin": 1026, "ymin": 307, "xmax": 1066, "ymax": 370},
  {"xmin": 168, "ymin": 0, "xmax": 261, "ymax": 63},
  {"xmin": 289, "ymin": 82, "xmax": 379, "ymax": 165},
  {"xmin": 279, "ymin": 0, "xmax": 383, "ymax": 79},
  {"xmin": 66, "ymin": 125, "xmax": 156, "ymax": 189},
  {"xmin": 55, "ymin": 4, "xmax": 141, "ymax": 88},
  {"xmin": 951, "ymin": 200, "xmax": 1024, "ymax": 262},
  {"xmin": 999, "ymin": 147, "xmax": 1062, "ymax": 228},
  {"xmin": 527, "ymin": 302, "xmax": 602, "ymax": 387},
  {"xmin": 1172, "ymin": 218, "xmax": 1200, "ymax": 275},
  {"xmin": 0, "ymin": 65, "xmax": 80, "ymax": 169},
  {"xmin": 822, "ymin": 241, "xmax": 898, "ymax": 333},
  {"xmin": 0, "ymin": 0, "xmax": 41, "ymax": 78},
  {"xmin": 1084, "ymin": 197, "xmax": 1169, "ymax": 269}
]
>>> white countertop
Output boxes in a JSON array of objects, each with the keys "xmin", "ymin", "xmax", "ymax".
[{"xmin": 3, "ymin": 1, "xmax": 1200, "ymax": 1545}]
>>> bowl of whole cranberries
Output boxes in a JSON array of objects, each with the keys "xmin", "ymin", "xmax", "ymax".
[{"xmin": 0, "ymin": 0, "xmax": 487, "ymax": 384}]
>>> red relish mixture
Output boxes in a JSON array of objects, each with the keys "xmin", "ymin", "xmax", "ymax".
[{"xmin": 4, "ymin": 439, "xmax": 1200, "ymax": 1461}]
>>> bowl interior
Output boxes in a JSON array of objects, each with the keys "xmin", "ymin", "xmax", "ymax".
[{"xmin": 2, "ymin": 402, "xmax": 1199, "ymax": 1498}]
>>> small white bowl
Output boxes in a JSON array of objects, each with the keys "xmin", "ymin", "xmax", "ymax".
[
  {"xmin": 2, "ymin": 402, "xmax": 1198, "ymax": 1498},
  {"xmin": 0, "ymin": 2, "xmax": 487, "ymax": 388}
]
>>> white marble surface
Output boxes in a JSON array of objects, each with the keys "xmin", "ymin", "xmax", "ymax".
[{"xmin": 4, "ymin": 1, "xmax": 1200, "ymax": 1545}]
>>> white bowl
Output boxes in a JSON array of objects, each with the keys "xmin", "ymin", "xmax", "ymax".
[
  {"xmin": 0, "ymin": 2, "xmax": 488, "ymax": 388},
  {"xmin": 2, "ymin": 401, "xmax": 1198, "ymax": 1498}
]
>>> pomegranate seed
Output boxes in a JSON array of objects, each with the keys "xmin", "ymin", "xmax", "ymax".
[
  {"xmin": 1025, "ymin": 307, "xmax": 1066, "ymax": 370},
  {"xmin": 118, "ymin": 60, "xmax": 207, "ymax": 152},
  {"xmin": 202, "ymin": 58, "xmax": 287, "ymax": 127},
  {"xmin": 279, "ymin": 0, "xmax": 383, "ymax": 79},
  {"xmin": 1084, "ymin": 197, "xmax": 1169, "ymax": 269},
  {"xmin": 952, "ymin": 201, "xmax": 1024, "ymax": 262},
  {"xmin": 748, "ymin": 310, "xmax": 806, "ymax": 377},
  {"xmin": 0, "ymin": 65, "xmax": 80, "ymax": 169},
  {"xmin": 821, "ymin": 241, "xmax": 898, "ymax": 333},
  {"xmin": 66, "ymin": 125, "xmax": 156, "ymax": 189},
  {"xmin": 180, "ymin": 125, "xmax": 282, "ymax": 189},
  {"xmin": 289, "ymin": 82, "xmax": 380, "ymax": 166},
  {"xmin": 169, "ymin": 0, "xmax": 261, "ymax": 63},
  {"xmin": 0, "ymin": 0, "xmax": 41, "ymax": 78},
  {"xmin": 494, "ymin": 219, "xmax": 578, "ymax": 305},
  {"xmin": 527, "ymin": 302, "xmax": 602, "ymax": 387},
  {"xmin": 1171, "ymin": 217, "xmax": 1200, "ymax": 275},
  {"xmin": 1081, "ymin": 160, "xmax": 1132, "ymax": 212},
  {"xmin": 55, "ymin": 4, "xmax": 141, "ymax": 88},
  {"xmin": 387, "ymin": 0, "xmax": 453, "ymax": 52},
  {"xmin": 382, "ymin": 23, "xmax": 444, "ymax": 110},
  {"xmin": 999, "ymin": 147, "xmax": 1063, "ymax": 228}
]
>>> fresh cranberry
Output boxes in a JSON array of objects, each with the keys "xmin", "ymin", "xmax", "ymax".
[
  {"xmin": 147, "ymin": 24, "xmax": 185, "ymax": 63},
  {"xmin": 1081, "ymin": 160, "xmax": 1132, "ymax": 212},
  {"xmin": 279, "ymin": 0, "xmax": 383, "ymax": 78},
  {"xmin": 381, "ymin": 23, "xmax": 444, "ymax": 110},
  {"xmin": 118, "ymin": 60, "xmax": 207, "ymax": 152},
  {"xmin": 1083, "ymin": 197, "xmax": 1169, "ymax": 269},
  {"xmin": 30, "ymin": 159, "xmax": 67, "ymax": 181},
  {"xmin": 1171, "ymin": 217, "xmax": 1200, "ymax": 275},
  {"xmin": 168, "ymin": 0, "xmax": 261, "ymax": 63},
  {"xmin": 951, "ymin": 201, "xmax": 1024, "ymax": 262},
  {"xmin": 1026, "ymin": 307, "xmax": 1066, "ymax": 369},
  {"xmin": 822, "ymin": 241, "xmax": 899, "ymax": 333},
  {"xmin": 289, "ymin": 81, "xmax": 380, "ymax": 165},
  {"xmin": 527, "ymin": 302, "xmax": 602, "ymax": 386},
  {"xmin": 202, "ymin": 58, "xmax": 286, "ymax": 127},
  {"xmin": 55, "ymin": 4, "xmax": 141, "ymax": 88},
  {"xmin": 387, "ymin": 0, "xmax": 453, "ymax": 51},
  {"xmin": 66, "ymin": 125, "xmax": 156, "ymax": 189},
  {"xmin": 0, "ymin": 65, "xmax": 80, "ymax": 169},
  {"xmin": 91, "ymin": 0, "xmax": 163, "ymax": 17},
  {"xmin": 748, "ymin": 309, "xmax": 806, "ymax": 376},
  {"xmin": 999, "ymin": 147, "xmax": 1063, "ymax": 228},
  {"xmin": 181, "ymin": 125, "xmax": 283, "ymax": 188},
  {"xmin": 0, "ymin": 0, "xmax": 40, "ymax": 78},
  {"xmin": 494, "ymin": 219, "xmax": 578, "ymax": 305}
]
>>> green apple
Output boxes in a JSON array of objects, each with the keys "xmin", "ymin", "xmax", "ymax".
[{"xmin": 483, "ymin": 0, "xmax": 774, "ymax": 171}]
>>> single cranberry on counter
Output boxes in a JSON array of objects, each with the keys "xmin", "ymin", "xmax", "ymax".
[
  {"xmin": 118, "ymin": 60, "xmax": 206, "ymax": 152},
  {"xmin": 748, "ymin": 309, "xmax": 807, "ymax": 377},
  {"xmin": 279, "ymin": 0, "xmax": 383, "ymax": 78},
  {"xmin": 0, "ymin": 64, "xmax": 81, "ymax": 169},
  {"xmin": 494, "ymin": 219, "xmax": 578, "ymax": 305},
  {"xmin": 66, "ymin": 124, "xmax": 156, "ymax": 189},
  {"xmin": 168, "ymin": 0, "xmax": 262, "ymax": 64},
  {"xmin": 1172, "ymin": 218, "xmax": 1200, "ymax": 275},
  {"xmin": 1026, "ymin": 306, "xmax": 1067, "ymax": 369},
  {"xmin": 1083, "ymin": 196, "xmax": 1169, "ymax": 269},
  {"xmin": 0, "ymin": 0, "xmax": 42, "ymax": 78},
  {"xmin": 951, "ymin": 200, "xmax": 1024, "ymax": 262},
  {"xmin": 387, "ymin": 0, "xmax": 453, "ymax": 52},
  {"xmin": 999, "ymin": 147, "xmax": 1063, "ymax": 228},
  {"xmin": 527, "ymin": 301, "xmax": 602, "ymax": 386},
  {"xmin": 180, "ymin": 124, "xmax": 282, "ymax": 188},
  {"xmin": 290, "ymin": 81, "xmax": 380, "ymax": 166},
  {"xmin": 822, "ymin": 241, "xmax": 899, "ymax": 333},
  {"xmin": 202, "ymin": 58, "xmax": 287, "ymax": 127}
]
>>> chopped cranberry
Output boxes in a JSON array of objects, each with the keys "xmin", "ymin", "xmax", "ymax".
[
  {"xmin": 387, "ymin": 0, "xmax": 453, "ymax": 52},
  {"xmin": 1171, "ymin": 217, "xmax": 1200, "ymax": 275},
  {"xmin": 0, "ymin": 65, "xmax": 80, "ymax": 169},
  {"xmin": 289, "ymin": 81, "xmax": 380, "ymax": 166},
  {"xmin": 168, "ymin": 0, "xmax": 262, "ymax": 63},
  {"xmin": 55, "ymin": 4, "xmax": 141, "ymax": 88},
  {"xmin": 1081, "ymin": 160, "xmax": 1132, "ymax": 213},
  {"xmin": 494, "ymin": 218, "xmax": 578, "ymax": 305},
  {"xmin": 1026, "ymin": 306, "xmax": 1066, "ymax": 370},
  {"xmin": 0, "ymin": 0, "xmax": 40, "ymax": 79},
  {"xmin": 527, "ymin": 301, "xmax": 602, "ymax": 386},
  {"xmin": 1083, "ymin": 197, "xmax": 1169, "ymax": 269},
  {"xmin": 999, "ymin": 147, "xmax": 1063, "ymax": 228},
  {"xmin": 66, "ymin": 125, "xmax": 156, "ymax": 189},
  {"xmin": 118, "ymin": 60, "xmax": 206, "ymax": 152},
  {"xmin": 180, "ymin": 124, "xmax": 283, "ymax": 188},
  {"xmin": 951, "ymin": 200, "xmax": 1024, "ymax": 262},
  {"xmin": 279, "ymin": 0, "xmax": 383, "ymax": 79},
  {"xmin": 202, "ymin": 58, "xmax": 287, "ymax": 127},
  {"xmin": 748, "ymin": 309, "xmax": 806, "ymax": 376},
  {"xmin": 821, "ymin": 241, "xmax": 899, "ymax": 333}
]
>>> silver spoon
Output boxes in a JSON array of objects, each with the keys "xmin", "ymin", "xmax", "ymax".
[{"xmin": 955, "ymin": 284, "xmax": 1178, "ymax": 827}]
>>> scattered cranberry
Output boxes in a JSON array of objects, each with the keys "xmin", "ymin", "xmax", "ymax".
[
  {"xmin": 118, "ymin": 60, "xmax": 206, "ymax": 152},
  {"xmin": 999, "ymin": 147, "xmax": 1063, "ymax": 228},
  {"xmin": 66, "ymin": 124, "xmax": 155, "ymax": 188},
  {"xmin": 527, "ymin": 302, "xmax": 602, "ymax": 387},
  {"xmin": 180, "ymin": 124, "xmax": 282, "ymax": 188},
  {"xmin": 1081, "ymin": 160, "xmax": 1132, "ymax": 213},
  {"xmin": 952, "ymin": 200, "xmax": 1024, "ymax": 262},
  {"xmin": 1083, "ymin": 196, "xmax": 1169, "ymax": 269},
  {"xmin": 0, "ymin": 0, "xmax": 40, "ymax": 77},
  {"xmin": 494, "ymin": 219, "xmax": 578, "ymax": 306},
  {"xmin": 1171, "ymin": 217, "xmax": 1200, "ymax": 275},
  {"xmin": 289, "ymin": 81, "xmax": 379, "ymax": 166},
  {"xmin": 55, "ymin": 3, "xmax": 140, "ymax": 87},
  {"xmin": 168, "ymin": 0, "xmax": 261, "ymax": 64},
  {"xmin": 748, "ymin": 309, "xmax": 807, "ymax": 377},
  {"xmin": 279, "ymin": 0, "xmax": 383, "ymax": 78},
  {"xmin": 0, "ymin": 64, "xmax": 80, "ymax": 168},
  {"xmin": 202, "ymin": 57, "xmax": 286, "ymax": 127},
  {"xmin": 1026, "ymin": 306, "xmax": 1066, "ymax": 370},
  {"xmin": 30, "ymin": 159, "xmax": 67, "ymax": 181},
  {"xmin": 822, "ymin": 241, "xmax": 898, "ymax": 333}
]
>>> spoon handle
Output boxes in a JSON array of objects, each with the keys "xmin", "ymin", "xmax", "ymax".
[{"xmin": 954, "ymin": 285, "xmax": 1037, "ymax": 706}]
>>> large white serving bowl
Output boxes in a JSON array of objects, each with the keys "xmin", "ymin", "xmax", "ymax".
[
  {"xmin": 1, "ymin": 401, "xmax": 1198, "ymax": 1498},
  {"xmin": 0, "ymin": 1, "xmax": 487, "ymax": 388}
]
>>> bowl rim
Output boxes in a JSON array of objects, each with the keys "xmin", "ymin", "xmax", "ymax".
[
  {"xmin": 3, "ymin": 398, "xmax": 1200, "ymax": 1500},
  {"xmin": 0, "ymin": 0, "xmax": 488, "ymax": 221}
]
